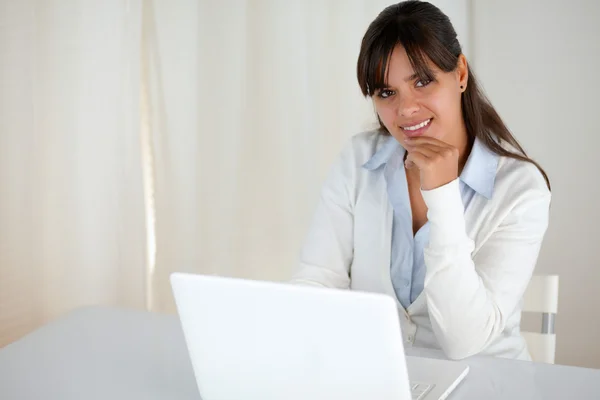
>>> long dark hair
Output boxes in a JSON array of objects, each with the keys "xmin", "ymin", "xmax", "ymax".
[{"xmin": 356, "ymin": 0, "xmax": 550, "ymax": 190}]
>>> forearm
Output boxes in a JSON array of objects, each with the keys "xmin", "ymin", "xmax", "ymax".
[{"xmin": 421, "ymin": 179, "xmax": 547, "ymax": 359}]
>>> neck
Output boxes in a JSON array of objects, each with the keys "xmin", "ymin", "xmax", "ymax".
[{"xmin": 453, "ymin": 122, "xmax": 471, "ymax": 174}]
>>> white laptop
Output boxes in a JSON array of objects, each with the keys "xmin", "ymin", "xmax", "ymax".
[{"xmin": 171, "ymin": 272, "xmax": 469, "ymax": 400}]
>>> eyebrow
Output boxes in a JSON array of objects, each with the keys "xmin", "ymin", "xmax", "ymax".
[{"xmin": 378, "ymin": 72, "xmax": 434, "ymax": 90}]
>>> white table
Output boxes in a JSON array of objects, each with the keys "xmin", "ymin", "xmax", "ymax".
[{"xmin": 1, "ymin": 307, "xmax": 599, "ymax": 400}]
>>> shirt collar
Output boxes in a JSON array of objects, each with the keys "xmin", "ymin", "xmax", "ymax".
[
  {"xmin": 362, "ymin": 136, "xmax": 402, "ymax": 171},
  {"xmin": 460, "ymin": 137, "xmax": 499, "ymax": 199},
  {"xmin": 362, "ymin": 136, "xmax": 499, "ymax": 199}
]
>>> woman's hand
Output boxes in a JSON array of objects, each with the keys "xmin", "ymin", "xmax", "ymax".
[{"xmin": 404, "ymin": 137, "xmax": 459, "ymax": 190}]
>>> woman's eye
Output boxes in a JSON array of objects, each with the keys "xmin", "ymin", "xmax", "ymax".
[
  {"xmin": 415, "ymin": 79, "xmax": 432, "ymax": 88},
  {"xmin": 378, "ymin": 89, "xmax": 395, "ymax": 98}
]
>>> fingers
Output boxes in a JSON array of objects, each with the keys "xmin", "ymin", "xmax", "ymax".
[
  {"xmin": 404, "ymin": 138, "xmax": 459, "ymax": 171},
  {"xmin": 405, "ymin": 143, "xmax": 437, "ymax": 170},
  {"xmin": 407, "ymin": 144, "xmax": 440, "ymax": 159},
  {"xmin": 404, "ymin": 136, "xmax": 453, "ymax": 149},
  {"xmin": 405, "ymin": 151, "xmax": 429, "ymax": 170},
  {"xmin": 403, "ymin": 137, "xmax": 460, "ymax": 190},
  {"xmin": 405, "ymin": 139, "xmax": 458, "ymax": 160}
]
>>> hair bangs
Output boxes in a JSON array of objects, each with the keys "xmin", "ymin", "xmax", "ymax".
[{"xmin": 358, "ymin": 20, "xmax": 437, "ymax": 97}]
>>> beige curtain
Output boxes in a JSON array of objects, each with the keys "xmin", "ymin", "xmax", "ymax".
[{"xmin": 0, "ymin": 0, "xmax": 147, "ymax": 346}]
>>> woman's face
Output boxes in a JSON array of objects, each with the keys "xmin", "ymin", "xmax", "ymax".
[{"xmin": 372, "ymin": 45, "xmax": 468, "ymax": 150}]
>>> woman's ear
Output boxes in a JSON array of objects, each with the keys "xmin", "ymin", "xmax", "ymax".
[{"xmin": 457, "ymin": 54, "xmax": 469, "ymax": 92}]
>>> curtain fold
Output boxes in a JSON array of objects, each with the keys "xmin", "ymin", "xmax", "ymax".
[{"xmin": 0, "ymin": 0, "xmax": 147, "ymax": 346}]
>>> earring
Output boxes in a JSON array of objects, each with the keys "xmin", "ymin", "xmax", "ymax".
[{"xmin": 460, "ymin": 85, "xmax": 464, "ymax": 89}]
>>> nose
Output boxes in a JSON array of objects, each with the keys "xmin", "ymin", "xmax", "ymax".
[{"xmin": 396, "ymin": 92, "xmax": 420, "ymax": 118}]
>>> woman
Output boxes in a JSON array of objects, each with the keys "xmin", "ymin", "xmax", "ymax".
[{"xmin": 292, "ymin": 0, "xmax": 551, "ymax": 361}]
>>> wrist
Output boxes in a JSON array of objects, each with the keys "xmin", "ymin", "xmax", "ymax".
[
  {"xmin": 421, "ymin": 179, "xmax": 466, "ymax": 245},
  {"xmin": 420, "ymin": 173, "xmax": 459, "ymax": 191}
]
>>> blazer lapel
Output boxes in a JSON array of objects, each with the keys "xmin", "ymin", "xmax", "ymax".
[{"xmin": 365, "ymin": 168, "xmax": 402, "ymax": 308}]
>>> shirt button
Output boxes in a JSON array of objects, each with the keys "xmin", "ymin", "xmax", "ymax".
[
  {"xmin": 407, "ymin": 335, "xmax": 413, "ymax": 342},
  {"xmin": 402, "ymin": 279, "xmax": 410, "ymax": 288}
]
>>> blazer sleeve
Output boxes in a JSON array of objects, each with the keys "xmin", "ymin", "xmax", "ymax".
[
  {"xmin": 421, "ymin": 178, "xmax": 551, "ymax": 360},
  {"xmin": 290, "ymin": 142, "xmax": 356, "ymax": 288}
]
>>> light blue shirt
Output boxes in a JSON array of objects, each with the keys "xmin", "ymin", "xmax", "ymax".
[{"xmin": 363, "ymin": 136, "xmax": 500, "ymax": 309}]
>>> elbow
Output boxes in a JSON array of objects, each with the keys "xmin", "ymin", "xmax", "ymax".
[
  {"xmin": 440, "ymin": 340, "xmax": 485, "ymax": 360},
  {"xmin": 290, "ymin": 264, "xmax": 350, "ymax": 289},
  {"xmin": 435, "ymin": 317, "xmax": 502, "ymax": 360},
  {"xmin": 289, "ymin": 278, "xmax": 328, "ymax": 288}
]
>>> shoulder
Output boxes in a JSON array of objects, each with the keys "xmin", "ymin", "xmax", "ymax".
[
  {"xmin": 338, "ymin": 129, "xmax": 389, "ymax": 167},
  {"xmin": 493, "ymin": 141, "xmax": 551, "ymax": 213}
]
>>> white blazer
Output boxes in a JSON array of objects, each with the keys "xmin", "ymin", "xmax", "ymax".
[{"xmin": 292, "ymin": 130, "xmax": 551, "ymax": 360}]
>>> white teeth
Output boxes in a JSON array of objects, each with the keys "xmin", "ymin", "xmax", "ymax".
[{"xmin": 403, "ymin": 119, "xmax": 431, "ymax": 131}]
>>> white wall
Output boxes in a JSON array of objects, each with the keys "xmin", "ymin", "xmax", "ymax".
[{"xmin": 472, "ymin": 0, "xmax": 600, "ymax": 368}]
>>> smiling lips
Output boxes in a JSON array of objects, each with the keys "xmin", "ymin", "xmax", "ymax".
[{"xmin": 400, "ymin": 118, "xmax": 432, "ymax": 137}]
